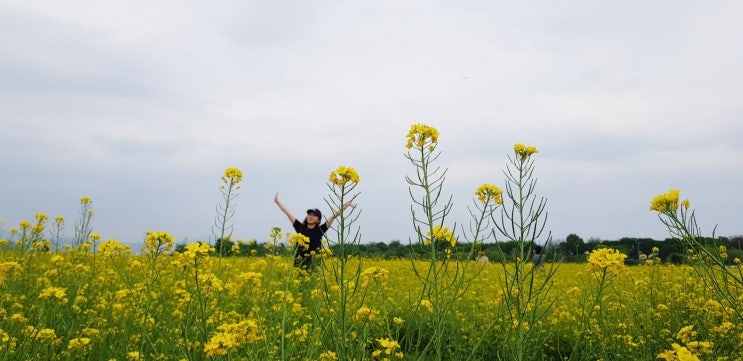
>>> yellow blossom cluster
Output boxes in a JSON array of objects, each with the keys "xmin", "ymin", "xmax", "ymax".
[
  {"xmin": 650, "ymin": 189, "xmax": 679, "ymax": 212},
  {"xmin": 142, "ymin": 231, "xmax": 175, "ymax": 255},
  {"xmin": 329, "ymin": 166, "xmax": 360, "ymax": 186},
  {"xmin": 362, "ymin": 266, "xmax": 390, "ymax": 281},
  {"xmin": 39, "ymin": 286, "xmax": 68, "ymax": 303},
  {"xmin": 373, "ymin": 338, "xmax": 403, "ymax": 359},
  {"xmin": 405, "ymin": 123, "xmax": 439, "ymax": 151},
  {"xmin": 320, "ymin": 350, "xmax": 338, "ymax": 360},
  {"xmin": 587, "ymin": 248, "xmax": 627, "ymax": 275},
  {"xmin": 425, "ymin": 225, "xmax": 457, "ymax": 247},
  {"xmin": 657, "ymin": 325, "xmax": 714, "ymax": 361},
  {"xmin": 287, "ymin": 233, "xmax": 310, "ymax": 250},
  {"xmin": 67, "ymin": 337, "xmax": 91, "ymax": 350},
  {"xmin": 98, "ymin": 239, "xmax": 132, "ymax": 257},
  {"xmin": 203, "ymin": 319, "xmax": 260, "ymax": 357},
  {"xmin": 354, "ymin": 305, "xmax": 380, "ymax": 321},
  {"xmin": 420, "ymin": 299, "xmax": 434, "ymax": 313},
  {"xmin": 650, "ymin": 189, "xmax": 689, "ymax": 213},
  {"xmin": 475, "ymin": 183, "xmax": 504, "ymax": 205},
  {"xmin": 222, "ymin": 167, "xmax": 243, "ymax": 187},
  {"xmin": 513, "ymin": 143, "xmax": 538, "ymax": 161},
  {"xmin": 183, "ymin": 242, "xmax": 215, "ymax": 259}
]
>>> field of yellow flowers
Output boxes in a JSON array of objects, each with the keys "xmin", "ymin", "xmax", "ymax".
[
  {"xmin": 1, "ymin": 246, "xmax": 741, "ymax": 361},
  {"xmin": 3, "ymin": 124, "xmax": 741, "ymax": 360}
]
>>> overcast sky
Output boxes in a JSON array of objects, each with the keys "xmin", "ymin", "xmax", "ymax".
[{"xmin": 1, "ymin": 1, "xmax": 741, "ymax": 250}]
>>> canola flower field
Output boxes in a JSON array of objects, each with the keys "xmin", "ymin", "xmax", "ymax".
[
  {"xmin": 0, "ymin": 247, "xmax": 741, "ymax": 360},
  {"xmin": 2, "ymin": 124, "xmax": 741, "ymax": 361}
]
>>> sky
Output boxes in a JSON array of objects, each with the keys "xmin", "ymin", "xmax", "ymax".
[{"xmin": 1, "ymin": 0, "xmax": 742, "ymax": 250}]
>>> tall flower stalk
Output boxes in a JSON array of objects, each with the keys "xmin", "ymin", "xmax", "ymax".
[
  {"xmin": 651, "ymin": 189, "xmax": 743, "ymax": 320},
  {"xmin": 213, "ymin": 167, "xmax": 243, "ymax": 259},
  {"xmin": 404, "ymin": 123, "xmax": 473, "ymax": 360},
  {"xmin": 492, "ymin": 143, "xmax": 558, "ymax": 361},
  {"xmin": 73, "ymin": 197, "xmax": 94, "ymax": 252},
  {"xmin": 316, "ymin": 165, "xmax": 363, "ymax": 360},
  {"xmin": 570, "ymin": 247, "xmax": 627, "ymax": 359},
  {"xmin": 464, "ymin": 183, "xmax": 504, "ymax": 360}
]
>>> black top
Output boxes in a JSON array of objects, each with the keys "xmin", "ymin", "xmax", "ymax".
[{"xmin": 292, "ymin": 219, "xmax": 328, "ymax": 257}]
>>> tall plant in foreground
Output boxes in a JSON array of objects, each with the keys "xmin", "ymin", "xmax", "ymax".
[
  {"xmin": 317, "ymin": 165, "xmax": 364, "ymax": 360},
  {"xmin": 404, "ymin": 123, "xmax": 472, "ymax": 360},
  {"xmin": 651, "ymin": 189, "xmax": 743, "ymax": 320},
  {"xmin": 213, "ymin": 167, "xmax": 243, "ymax": 259},
  {"xmin": 492, "ymin": 143, "xmax": 557, "ymax": 361},
  {"xmin": 569, "ymin": 247, "xmax": 627, "ymax": 360}
]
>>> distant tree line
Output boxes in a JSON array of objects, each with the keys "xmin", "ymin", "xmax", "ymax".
[{"xmin": 182, "ymin": 234, "xmax": 743, "ymax": 265}]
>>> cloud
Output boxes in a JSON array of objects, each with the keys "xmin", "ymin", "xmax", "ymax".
[{"xmin": 1, "ymin": 1, "xmax": 741, "ymax": 248}]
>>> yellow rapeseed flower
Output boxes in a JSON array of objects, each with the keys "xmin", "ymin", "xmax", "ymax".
[
  {"xmin": 587, "ymin": 248, "xmax": 627, "ymax": 275},
  {"xmin": 288, "ymin": 233, "xmax": 310, "ymax": 250},
  {"xmin": 362, "ymin": 266, "xmax": 390, "ymax": 281},
  {"xmin": 68, "ymin": 337, "xmax": 91, "ymax": 350},
  {"xmin": 649, "ymin": 189, "xmax": 681, "ymax": 212},
  {"xmin": 98, "ymin": 240, "xmax": 132, "ymax": 257},
  {"xmin": 329, "ymin": 165, "xmax": 360, "ymax": 186},
  {"xmin": 222, "ymin": 167, "xmax": 243, "ymax": 186},
  {"xmin": 420, "ymin": 299, "xmax": 434, "ymax": 313},
  {"xmin": 475, "ymin": 183, "xmax": 504, "ymax": 205},
  {"xmin": 142, "ymin": 231, "xmax": 175, "ymax": 255},
  {"xmin": 376, "ymin": 338, "xmax": 401, "ymax": 355},
  {"xmin": 657, "ymin": 343, "xmax": 700, "ymax": 361},
  {"xmin": 405, "ymin": 123, "xmax": 439, "ymax": 150},
  {"xmin": 39, "ymin": 287, "xmax": 68, "ymax": 303},
  {"xmin": 320, "ymin": 350, "xmax": 338, "ymax": 360},
  {"xmin": 426, "ymin": 225, "xmax": 457, "ymax": 247},
  {"xmin": 35, "ymin": 212, "xmax": 48, "ymax": 223},
  {"xmin": 183, "ymin": 242, "xmax": 215, "ymax": 259},
  {"xmin": 513, "ymin": 143, "xmax": 538, "ymax": 161},
  {"xmin": 354, "ymin": 306, "xmax": 379, "ymax": 321}
]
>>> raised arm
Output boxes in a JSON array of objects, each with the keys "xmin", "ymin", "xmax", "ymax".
[
  {"xmin": 274, "ymin": 193, "xmax": 297, "ymax": 223},
  {"xmin": 325, "ymin": 201, "xmax": 356, "ymax": 228}
]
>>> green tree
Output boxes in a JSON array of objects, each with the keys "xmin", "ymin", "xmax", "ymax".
[{"xmin": 563, "ymin": 233, "xmax": 585, "ymax": 256}]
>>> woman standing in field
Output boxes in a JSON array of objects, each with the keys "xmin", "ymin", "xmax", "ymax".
[{"xmin": 274, "ymin": 193, "xmax": 354, "ymax": 269}]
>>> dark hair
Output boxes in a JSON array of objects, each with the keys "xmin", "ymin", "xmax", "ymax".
[
  {"xmin": 534, "ymin": 245, "xmax": 543, "ymax": 254},
  {"xmin": 303, "ymin": 209, "xmax": 322, "ymax": 226}
]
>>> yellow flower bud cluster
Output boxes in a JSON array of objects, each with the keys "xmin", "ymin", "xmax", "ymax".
[
  {"xmin": 39, "ymin": 286, "xmax": 68, "ymax": 303},
  {"xmin": 142, "ymin": 231, "xmax": 175, "ymax": 255},
  {"xmin": 203, "ymin": 319, "xmax": 260, "ymax": 357},
  {"xmin": 405, "ymin": 123, "xmax": 439, "ymax": 151},
  {"xmin": 374, "ymin": 337, "xmax": 403, "ymax": 359},
  {"xmin": 587, "ymin": 248, "xmax": 627, "ymax": 275},
  {"xmin": 329, "ymin": 166, "xmax": 360, "ymax": 186},
  {"xmin": 475, "ymin": 183, "xmax": 504, "ymax": 205},
  {"xmin": 513, "ymin": 143, "xmax": 538, "ymax": 161},
  {"xmin": 98, "ymin": 240, "xmax": 132, "ymax": 257},
  {"xmin": 649, "ymin": 189, "xmax": 682, "ymax": 212},
  {"xmin": 425, "ymin": 225, "xmax": 457, "ymax": 247},
  {"xmin": 222, "ymin": 167, "xmax": 243, "ymax": 187}
]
